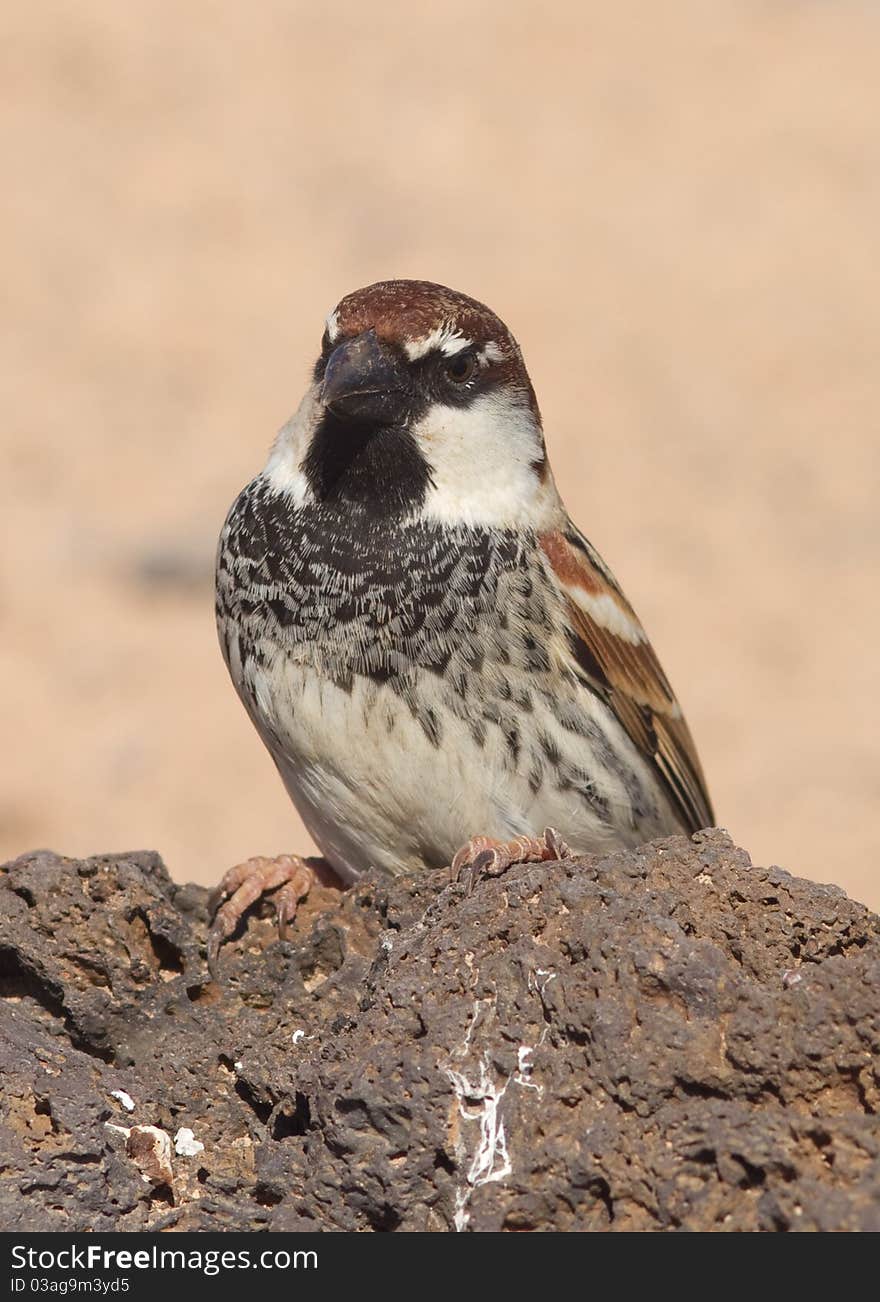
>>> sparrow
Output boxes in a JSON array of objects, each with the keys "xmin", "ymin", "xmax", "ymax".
[{"xmin": 210, "ymin": 279, "xmax": 713, "ymax": 963}]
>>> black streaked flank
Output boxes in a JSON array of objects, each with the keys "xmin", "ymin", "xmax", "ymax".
[{"xmin": 566, "ymin": 629, "xmax": 609, "ymax": 697}]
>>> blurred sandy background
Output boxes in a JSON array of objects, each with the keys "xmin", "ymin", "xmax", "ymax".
[{"xmin": 2, "ymin": 2, "xmax": 877, "ymax": 905}]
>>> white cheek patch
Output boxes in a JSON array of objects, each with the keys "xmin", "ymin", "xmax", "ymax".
[
  {"xmin": 325, "ymin": 308, "xmax": 340, "ymax": 342},
  {"xmin": 405, "ymin": 324, "xmax": 472, "ymax": 361},
  {"xmin": 262, "ymin": 386, "xmax": 321, "ymax": 506},
  {"xmin": 412, "ymin": 393, "xmax": 557, "ymax": 529}
]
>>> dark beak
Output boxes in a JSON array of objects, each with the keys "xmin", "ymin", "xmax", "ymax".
[{"xmin": 320, "ymin": 329, "xmax": 408, "ymax": 423}]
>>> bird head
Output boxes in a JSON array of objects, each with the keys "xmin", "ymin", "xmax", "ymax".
[{"xmin": 266, "ymin": 280, "xmax": 559, "ymax": 527}]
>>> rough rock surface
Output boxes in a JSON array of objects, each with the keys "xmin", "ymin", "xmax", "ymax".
[{"xmin": 1, "ymin": 830, "xmax": 879, "ymax": 1232}]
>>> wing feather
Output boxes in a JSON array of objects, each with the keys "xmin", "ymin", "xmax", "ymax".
[{"xmin": 539, "ymin": 527, "xmax": 714, "ymax": 834}]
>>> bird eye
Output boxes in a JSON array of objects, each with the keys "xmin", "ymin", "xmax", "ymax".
[{"xmin": 443, "ymin": 353, "xmax": 476, "ymax": 385}]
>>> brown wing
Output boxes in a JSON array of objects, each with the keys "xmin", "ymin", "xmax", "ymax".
[{"xmin": 539, "ymin": 526, "xmax": 714, "ymax": 834}]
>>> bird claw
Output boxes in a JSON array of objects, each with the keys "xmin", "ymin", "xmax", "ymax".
[
  {"xmin": 207, "ymin": 854, "xmax": 339, "ymax": 974},
  {"xmin": 451, "ymin": 827, "xmax": 574, "ymax": 893}
]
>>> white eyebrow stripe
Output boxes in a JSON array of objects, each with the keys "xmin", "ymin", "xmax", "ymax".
[
  {"xmin": 325, "ymin": 308, "xmax": 340, "ymax": 342},
  {"xmin": 404, "ymin": 324, "xmax": 472, "ymax": 360},
  {"xmin": 478, "ymin": 341, "xmax": 506, "ymax": 364},
  {"xmin": 439, "ymin": 334, "xmax": 471, "ymax": 356}
]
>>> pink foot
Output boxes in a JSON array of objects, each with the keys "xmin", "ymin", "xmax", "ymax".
[
  {"xmin": 451, "ymin": 827, "xmax": 574, "ymax": 891},
  {"xmin": 207, "ymin": 854, "xmax": 342, "ymax": 971}
]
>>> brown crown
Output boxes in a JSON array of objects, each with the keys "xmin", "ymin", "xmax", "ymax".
[{"xmin": 331, "ymin": 280, "xmax": 508, "ymax": 346}]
